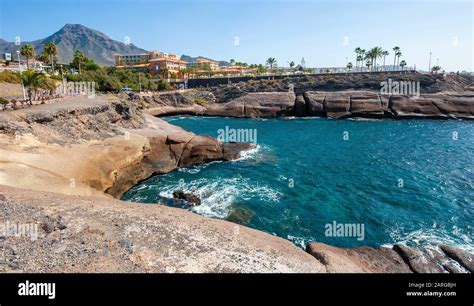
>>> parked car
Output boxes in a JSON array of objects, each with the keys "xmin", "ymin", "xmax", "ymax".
[{"xmin": 120, "ymin": 87, "xmax": 133, "ymax": 94}]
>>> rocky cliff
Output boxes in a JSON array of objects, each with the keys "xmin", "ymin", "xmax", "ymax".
[
  {"xmin": 0, "ymin": 95, "xmax": 251, "ymax": 198},
  {"xmin": 141, "ymin": 90, "xmax": 474, "ymax": 120}
]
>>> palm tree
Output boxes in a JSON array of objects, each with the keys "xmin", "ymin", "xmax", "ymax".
[
  {"xmin": 20, "ymin": 69, "xmax": 49, "ymax": 104},
  {"xmin": 354, "ymin": 47, "xmax": 362, "ymax": 71},
  {"xmin": 73, "ymin": 50, "xmax": 86, "ymax": 74},
  {"xmin": 372, "ymin": 47, "xmax": 383, "ymax": 71},
  {"xmin": 37, "ymin": 51, "xmax": 50, "ymax": 67},
  {"xmin": 392, "ymin": 46, "xmax": 400, "ymax": 71},
  {"xmin": 365, "ymin": 59, "xmax": 372, "ymax": 71},
  {"xmin": 44, "ymin": 41, "xmax": 58, "ymax": 72},
  {"xmin": 266, "ymin": 57, "xmax": 277, "ymax": 73},
  {"xmin": 20, "ymin": 44, "xmax": 35, "ymax": 68},
  {"xmin": 431, "ymin": 65, "xmax": 442, "ymax": 74},
  {"xmin": 396, "ymin": 51, "xmax": 402, "ymax": 69},
  {"xmin": 399, "ymin": 60, "xmax": 407, "ymax": 71},
  {"xmin": 346, "ymin": 62, "xmax": 353, "ymax": 72},
  {"xmin": 230, "ymin": 59, "xmax": 236, "ymax": 66},
  {"xmin": 359, "ymin": 49, "xmax": 366, "ymax": 72},
  {"xmin": 382, "ymin": 50, "xmax": 389, "ymax": 71},
  {"xmin": 365, "ymin": 48, "xmax": 380, "ymax": 72}
]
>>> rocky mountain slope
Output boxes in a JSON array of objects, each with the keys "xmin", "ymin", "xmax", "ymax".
[{"xmin": 0, "ymin": 24, "xmax": 146, "ymax": 66}]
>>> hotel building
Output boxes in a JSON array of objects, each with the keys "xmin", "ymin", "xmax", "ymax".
[
  {"xmin": 114, "ymin": 50, "xmax": 187, "ymax": 78},
  {"xmin": 190, "ymin": 57, "xmax": 220, "ymax": 71}
]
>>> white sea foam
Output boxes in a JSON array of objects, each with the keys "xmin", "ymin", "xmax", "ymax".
[
  {"xmin": 177, "ymin": 160, "xmax": 222, "ymax": 174},
  {"xmin": 383, "ymin": 225, "xmax": 474, "ymax": 253},
  {"xmin": 233, "ymin": 144, "xmax": 262, "ymax": 162},
  {"xmin": 287, "ymin": 235, "xmax": 311, "ymax": 249},
  {"xmin": 158, "ymin": 176, "xmax": 282, "ymax": 218}
]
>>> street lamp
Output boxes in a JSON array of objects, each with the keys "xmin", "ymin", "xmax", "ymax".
[
  {"xmin": 138, "ymin": 72, "xmax": 142, "ymax": 93},
  {"xmin": 17, "ymin": 50, "xmax": 26, "ymax": 101},
  {"xmin": 428, "ymin": 52, "xmax": 432, "ymax": 74}
]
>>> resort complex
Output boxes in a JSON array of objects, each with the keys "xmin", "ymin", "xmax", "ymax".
[{"xmin": 113, "ymin": 50, "xmax": 255, "ymax": 80}]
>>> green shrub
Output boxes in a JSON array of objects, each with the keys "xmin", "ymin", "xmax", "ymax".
[
  {"xmin": 194, "ymin": 98, "xmax": 208, "ymax": 107},
  {"xmin": 157, "ymin": 79, "xmax": 170, "ymax": 91},
  {"xmin": 0, "ymin": 97, "xmax": 9, "ymax": 104},
  {"xmin": 49, "ymin": 75, "xmax": 63, "ymax": 81}
]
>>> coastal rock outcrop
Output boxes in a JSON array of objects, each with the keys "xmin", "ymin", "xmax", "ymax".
[
  {"xmin": 393, "ymin": 244, "xmax": 446, "ymax": 273},
  {"xmin": 294, "ymin": 94, "xmax": 306, "ymax": 116},
  {"xmin": 172, "ymin": 190, "xmax": 201, "ymax": 206},
  {"xmin": 323, "ymin": 92, "xmax": 352, "ymax": 119},
  {"xmin": 306, "ymin": 243, "xmax": 412, "ymax": 273},
  {"xmin": 350, "ymin": 91, "xmax": 388, "ymax": 118},
  {"xmin": 207, "ymin": 92, "xmax": 296, "ymax": 117},
  {"xmin": 439, "ymin": 244, "xmax": 474, "ymax": 273},
  {"xmin": 0, "ymin": 185, "xmax": 323, "ymax": 273},
  {"xmin": 389, "ymin": 95, "xmax": 448, "ymax": 119},
  {"xmin": 306, "ymin": 242, "xmax": 472, "ymax": 273},
  {"xmin": 143, "ymin": 88, "xmax": 474, "ymax": 120},
  {"xmin": 303, "ymin": 92, "xmax": 325, "ymax": 116},
  {"xmin": 0, "ymin": 95, "xmax": 252, "ymax": 199}
]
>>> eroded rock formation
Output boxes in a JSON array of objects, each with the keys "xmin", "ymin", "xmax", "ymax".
[
  {"xmin": 145, "ymin": 90, "xmax": 474, "ymax": 120},
  {"xmin": 307, "ymin": 242, "xmax": 471, "ymax": 273}
]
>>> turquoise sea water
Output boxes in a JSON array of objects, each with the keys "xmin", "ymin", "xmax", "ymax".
[{"xmin": 122, "ymin": 117, "xmax": 474, "ymax": 251}]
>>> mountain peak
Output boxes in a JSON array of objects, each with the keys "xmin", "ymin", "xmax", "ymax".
[
  {"xmin": 0, "ymin": 24, "xmax": 147, "ymax": 66},
  {"xmin": 55, "ymin": 23, "xmax": 103, "ymax": 37},
  {"xmin": 59, "ymin": 24, "xmax": 94, "ymax": 32}
]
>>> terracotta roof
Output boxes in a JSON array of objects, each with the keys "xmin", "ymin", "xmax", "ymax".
[
  {"xmin": 116, "ymin": 64, "xmax": 149, "ymax": 68},
  {"xmin": 195, "ymin": 57, "xmax": 219, "ymax": 63},
  {"xmin": 149, "ymin": 58, "xmax": 187, "ymax": 64}
]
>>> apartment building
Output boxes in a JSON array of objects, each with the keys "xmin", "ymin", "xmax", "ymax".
[
  {"xmin": 113, "ymin": 50, "xmax": 163, "ymax": 65},
  {"xmin": 114, "ymin": 50, "xmax": 187, "ymax": 78},
  {"xmin": 191, "ymin": 57, "xmax": 219, "ymax": 70},
  {"xmin": 149, "ymin": 55, "xmax": 187, "ymax": 76}
]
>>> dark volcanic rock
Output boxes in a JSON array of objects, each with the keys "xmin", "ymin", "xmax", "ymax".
[
  {"xmin": 222, "ymin": 143, "xmax": 254, "ymax": 161},
  {"xmin": 172, "ymin": 190, "xmax": 201, "ymax": 206},
  {"xmin": 303, "ymin": 92, "xmax": 325, "ymax": 116},
  {"xmin": 306, "ymin": 243, "xmax": 411, "ymax": 273},
  {"xmin": 294, "ymin": 94, "xmax": 306, "ymax": 116},
  {"xmin": 393, "ymin": 244, "xmax": 446, "ymax": 273},
  {"xmin": 226, "ymin": 206, "xmax": 255, "ymax": 225},
  {"xmin": 439, "ymin": 244, "xmax": 474, "ymax": 273}
]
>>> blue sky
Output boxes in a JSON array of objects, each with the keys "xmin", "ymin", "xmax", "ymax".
[{"xmin": 1, "ymin": 0, "xmax": 472, "ymax": 71}]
